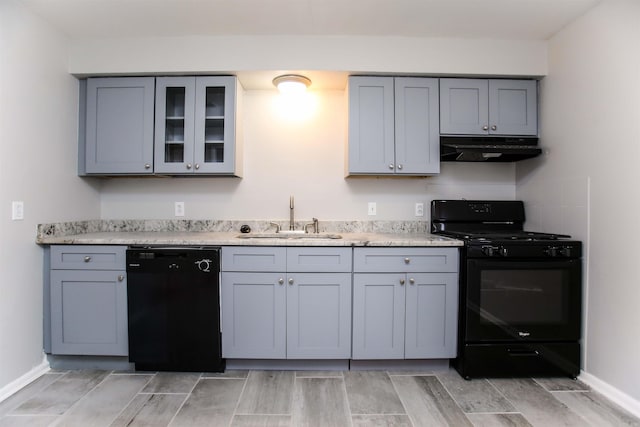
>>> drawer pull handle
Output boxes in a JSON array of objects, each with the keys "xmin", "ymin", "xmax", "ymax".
[
  {"xmin": 84, "ymin": 256, "xmax": 92, "ymax": 263},
  {"xmin": 117, "ymin": 275, "xmax": 125, "ymax": 282},
  {"xmin": 404, "ymin": 258, "xmax": 410, "ymax": 264}
]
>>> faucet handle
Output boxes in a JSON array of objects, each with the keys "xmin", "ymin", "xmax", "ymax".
[
  {"xmin": 269, "ymin": 222, "xmax": 281, "ymax": 233},
  {"xmin": 304, "ymin": 218, "xmax": 320, "ymax": 234}
]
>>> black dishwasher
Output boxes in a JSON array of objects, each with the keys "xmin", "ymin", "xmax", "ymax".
[{"xmin": 126, "ymin": 247, "xmax": 224, "ymax": 372}]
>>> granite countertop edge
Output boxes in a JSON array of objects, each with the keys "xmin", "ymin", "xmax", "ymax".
[{"xmin": 37, "ymin": 231, "xmax": 463, "ymax": 247}]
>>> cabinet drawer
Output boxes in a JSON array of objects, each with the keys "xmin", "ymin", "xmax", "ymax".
[
  {"xmin": 222, "ymin": 247, "xmax": 286, "ymax": 272},
  {"xmin": 354, "ymin": 247, "xmax": 458, "ymax": 273},
  {"xmin": 50, "ymin": 245, "xmax": 126, "ymax": 270},
  {"xmin": 287, "ymin": 247, "xmax": 352, "ymax": 272}
]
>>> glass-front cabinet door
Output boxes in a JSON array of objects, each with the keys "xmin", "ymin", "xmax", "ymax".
[
  {"xmin": 155, "ymin": 76, "xmax": 237, "ymax": 174},
  {"xmin": 194, "ymin": 76, "xmax": 237, "ymax": 174}
]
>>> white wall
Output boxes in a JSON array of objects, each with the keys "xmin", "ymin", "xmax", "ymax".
[
  {"xmin": 100, "ymin": 90, "xmax": 516, "ymax": 221},
  {"xmin": 517, "ymin": 0, "xmax": 640, "ymax": 402},
  {"xmin": 69, "ymin": 36, "xmax": 547, "ymax": 78},
  {"xmin": 0, "ymin": 1, "xmax": 101, "ymax": 389}
]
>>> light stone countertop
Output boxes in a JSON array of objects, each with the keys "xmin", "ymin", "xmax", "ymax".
[
  {"xmin": 35, "ymin": 219, "xmax": 463, "ymax": 247},
  {"xmin": 37, "ymin": 230, "xmax": 463, "ymax": 247}
]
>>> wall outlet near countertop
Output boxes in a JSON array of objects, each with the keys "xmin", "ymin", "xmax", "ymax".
[
  {"xmin": 368, "ymin": 202, "xmax": 377, "ymax": 216},
  {"xmin": 415, "ymin": 202, "xmax": 424, "ymax": 217},
  {"xmin": 174, "ymin": 201, "xmax": 185, "ymax": 217}
]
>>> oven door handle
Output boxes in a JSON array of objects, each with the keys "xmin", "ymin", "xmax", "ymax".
[{"xmin": 507, "ymin": 349, "xmax": 540, "ymax": 357}]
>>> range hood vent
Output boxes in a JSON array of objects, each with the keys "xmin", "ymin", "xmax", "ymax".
[{"xmin": 440, "ymin": 136, "xmax": 542, "ymax": 162}]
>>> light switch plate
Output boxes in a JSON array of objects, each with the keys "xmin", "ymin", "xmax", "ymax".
[{"xmin": 11, "ymin": 201, "xmax": 24, "ymax": 220}]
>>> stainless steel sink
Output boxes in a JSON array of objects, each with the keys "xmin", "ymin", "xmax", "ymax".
[{"xmin": 236, "ymin": 232, "xmax": 342, "ymax": 240}]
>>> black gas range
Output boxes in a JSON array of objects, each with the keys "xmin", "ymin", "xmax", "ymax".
[{"xmin": 431, "ymin": 200, "xmax": 582, "ymax": 379}]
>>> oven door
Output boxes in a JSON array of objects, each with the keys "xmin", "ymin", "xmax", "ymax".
[{"xmin": 465, "ymin": 258, "xmax": 581, "ymax": 342}]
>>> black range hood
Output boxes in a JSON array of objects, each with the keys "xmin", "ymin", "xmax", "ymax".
[{"xmin": 440, "ymin": 136, "xmax": 542, "ymax": 162}]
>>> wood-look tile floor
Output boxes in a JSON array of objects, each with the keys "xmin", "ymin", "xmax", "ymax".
[{"xmin": 1, "ymin": 368, "xmax": 639, "ymax": 427}]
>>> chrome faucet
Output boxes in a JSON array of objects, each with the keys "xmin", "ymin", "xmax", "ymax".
[{"xmin": 289, "ymin": 196, "xmax": 295, "ymax": 230}]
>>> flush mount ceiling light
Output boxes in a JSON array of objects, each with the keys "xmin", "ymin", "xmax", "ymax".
[{"xmin": 272, "ymin": 74, "xmax": 312, "ymax": 94}]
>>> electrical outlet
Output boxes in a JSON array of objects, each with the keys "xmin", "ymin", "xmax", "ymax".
[
  {"xmin": 368, "ymin": 202, "xmax": 377, "ymax": 216},
  {"xmin": 415, "ymin": 202, "xmax": 424, "ymax": 217},
  {"xmin": 11, "ymin": 201, "xmax": 24, "ymax": 220},
  {"xmin": 174, "ymin": 201, "xmax": 185, "ymax": 217}
]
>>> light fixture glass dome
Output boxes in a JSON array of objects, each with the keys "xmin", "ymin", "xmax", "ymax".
[{"xmin": 273, "ymin": 74, "xmax": 311, "ymax": 94}]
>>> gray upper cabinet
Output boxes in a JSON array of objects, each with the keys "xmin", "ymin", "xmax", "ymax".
[
  {"xmin": 48, "ymin": 245, "xmax": 128, "ymax": 356},
  {"xmin": 348, "ymin": 76, "xmax": 440, "ymax": 176},
  {"xmin": 155, "ymin": 76, "xmax": 241, "ymax": 175},
  {"xmin": 83, "ymin": 77, "xmax": 155, "ymax": 174},
  {"xmin": 221, "ymin": 246, "xmax": 352, "ymax": 359},
  {"xmin": 352, "ymin": 247, "xmax": 459, "ymax": 360},
  {"xmin": 440, "ymin": 78, "xmax": 537, "ymax": 136}
]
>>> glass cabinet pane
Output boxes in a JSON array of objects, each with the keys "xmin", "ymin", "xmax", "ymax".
[
  {"xmin": 205, "ymin": 119, "xmax": 224, "ymax": 142},
  {"xmin": 205, "ymin": 143, "xmax": 224, "ymax": 163},
  {"xmin": 166, "ymin": 87, "xmax": 185, "ymax": 117},
  {"xmin": 165, "ymin": 144, "xmax": 184, "ymax": 163},
  {"xmin": 206, "ymin": 87, "xmax": 225, "ymax": 117}
]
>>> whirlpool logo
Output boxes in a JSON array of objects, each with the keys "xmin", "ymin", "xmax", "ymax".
[{"xmin": 194, "ymin": 259, "xmax": 212, "ymax": 273}]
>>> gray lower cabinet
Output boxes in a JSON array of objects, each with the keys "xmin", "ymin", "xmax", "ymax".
[
  {"xmin": 352, "ymin": 247, "xmax": 459, "ymax": 359},
  {"xmin": 48, "ymin": 245, "xmax": 128, "ymax": 356},
  {"xmin": 221, "ymin": 246, "xmax": 352, "ymax": 359},
  {"xmin": 440, "ymin": 78, "xmax": 537, "ymax": 136},
  {"xmin": 347, "ymin": 76, "xmax": 440, "ymax": 176},
  {"xmin": 82, "ymin": 77, "xmax": 155, "ymax": 175}
]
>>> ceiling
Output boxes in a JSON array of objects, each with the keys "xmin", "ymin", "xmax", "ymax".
[{"xmin": 20, "ymin": 0, "xmax": 600, "ymax": 40}]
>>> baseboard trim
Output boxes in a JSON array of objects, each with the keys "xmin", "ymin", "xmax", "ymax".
[
  {"xmin": 580, "ymin": 370, "xmax": 640, "ymax": 418},
  {"xmin": 0, "ymin": 354, "xmax": 50, "ymax": 403}
]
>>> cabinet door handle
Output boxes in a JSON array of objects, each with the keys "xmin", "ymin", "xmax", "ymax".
[
  {"xmin": 389, "ymin": 164, "xmax": 394, "ymax": 170},
  {"xmin": 409, "ymin": 278, "xmax": 415, "ymax": 285},
  {"xmin": 144, "ymin": 163, "xmax": 151, "ymax": 169},
  {"xmin": 117, "ymin": 275, "xmax": 125, "ymax": 282},
  {"xmin": 288, "ymin": 278, "xmax": 294, "ymax": 285},
  {"xmin": 482, "ymin": 125, "xmax": 489, "ymax": 131},
  {"xmin": 491, "ymin": 125, "xmax": 497, "ymax": 131},
  {"xmin": 195, "ymin": 163, "xmax": 200, "ymax": 170},
  {"xmin": 84, "ymin": 256, "xmax": 91, "ymax": 263},
  {"xmin": 278, "ymin": 278, "xmax": 284, "ymax": 285},
  {"xmin": 397, "ymin": 164, "xmax": 403, "ymax": 170},
  {"xmin": 404, "ymin": 258, "xmax": 410, "ymax": 264},
  {"xmin": 186, "ymin": 163, "xmax": 192, "ymax": 170},
  {"xmin": 400, "ymin": 278, "xmax": 405, "ymax": 285}
]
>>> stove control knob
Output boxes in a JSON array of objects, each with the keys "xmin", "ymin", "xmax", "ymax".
[
  {"xmin": 482, "ymin": 245, "xmax": 500, "ymax": 257},
  {"xmin": 499, "ymin": 247, "xmax": 508, "ymax": 257},
  {"xmin": 559, "ymin": 247, "xmax": 572, "ymax": 257},
  {"xmin": 545, "ymin": 246, "xmax": 559, "ymax": 257}
]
